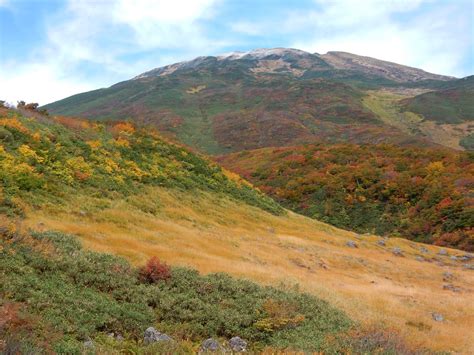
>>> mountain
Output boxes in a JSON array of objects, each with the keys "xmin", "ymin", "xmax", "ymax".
[
  {"xmin": 2, "ymin": 107, "xmax": 474, "ymax": 353},
  {"xmin": 321, "ymin": 51, "xmax": 454, "ymax": 82},
  {"xmin": 44, "ymin": 48, "xmax": 471, "ymax": 154}
]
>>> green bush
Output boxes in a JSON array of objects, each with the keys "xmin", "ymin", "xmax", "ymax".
[{"xmin": 0, "ymin": 230, "xmax": 352, "ymax": 353}]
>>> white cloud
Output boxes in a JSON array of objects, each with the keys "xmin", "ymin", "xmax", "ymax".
[
  {"xmin": 290, "ymin": 0, "xmax": 472, "ymax": 77},
  {"xmin": 0, "ymin": 0, "xmax": 222, "ymax": 105}
]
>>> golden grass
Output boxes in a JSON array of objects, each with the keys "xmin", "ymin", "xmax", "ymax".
[{"xmin": 23, "ymin": 187, "xmax": 474, "ymax": 354}]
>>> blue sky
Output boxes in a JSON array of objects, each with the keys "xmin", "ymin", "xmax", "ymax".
[{"xmin": 0, "ymin": 0, "xmax": 473, "ymax": 104}]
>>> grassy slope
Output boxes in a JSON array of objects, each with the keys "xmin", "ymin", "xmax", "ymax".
[
  {"xmin": 1, "ymin": 109, "xmax": 473, "ymax": 353},
  {"xmin": 402, "ymin": 76, "xmax": 474, "ymax": 125},
  {"xmin": 363, "ymin": 89, "xmax": 473, "ymax": 150},
  {"xmin": 21, "ymin": 184, "xmax": 474, "ymax": 354}
]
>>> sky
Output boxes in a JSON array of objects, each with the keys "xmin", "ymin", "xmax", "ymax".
[{"xmin": 0, "ymin": 0, "xmax": 473, "ymax": 105}]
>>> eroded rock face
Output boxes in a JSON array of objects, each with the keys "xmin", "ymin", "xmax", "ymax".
[
  {"xmin": 143, "ymin": 327, "xmax": 172, "ymax": 344},
  {"xmin": 229, "ymin": 336, "xmax": 247, "ymax": 352}
]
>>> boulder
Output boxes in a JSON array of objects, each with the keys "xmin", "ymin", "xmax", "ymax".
[
  {"xmin": 443, "ymin": 284, "xmax": 461, "ymax": 292},
  {"xmin": 83, "ymin": 340, "xmax": 94, "ymax": 348},
  {"xmin": 346, "ymin": 240, "xmax": 358, "ymax": 248},
  {"xmin": 392, "ymin": 247, "xmax": 403, "ymax": 256},
  {"xmin": 419, "ymin": 246, "xmax": 429, "ymax": 254},
  {"xmin": 377, "ymin": 239, "xmax": 386, "ymax": 247},
  {"xmin": 200, "ymin": 338, "xmax": 221, "ymax": 353},
  {"xmin": 229, "ymin": 336, "xmax": 247, "ymax": 352},
  {"xmin": 438, "ymin": 249, "xmax": 448, "ymax": 256},
  {"xmin": 442, "ymin": 271, "xmax": 454, "ymax": 281},
  {"xmin": 432, "ymin": 313, "xmax": 444, "ymax": 322},
  {"xmin": 144, "ymin": 327, "xmax": 172, "ymax": 344}
]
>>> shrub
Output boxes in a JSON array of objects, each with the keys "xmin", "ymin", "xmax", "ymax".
[{"xmin": 138, "ymin": 256, "xmax": 171, "ymax": 283}]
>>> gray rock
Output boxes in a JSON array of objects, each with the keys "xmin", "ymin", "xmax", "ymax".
[
  {"xmin": 377, "ymin": 239, "xmax": 386, "ymax": 247},
  {"xmin": 419, "ymin": 246, "xmax": 429, "ymax": 254},
  {"xmin": 83, "ymin": 340, "xmax": 94, "ymax": 348},
  {"xmin": 442, "ymin": 271, "xmax": 454, "ymax": 281},
  {"xmin": 459, "ymin": 254, "xmax": 473, "ymax": 261},
  {"xmin": 438, "ymin": 249, "xmax": 448, "ymax": 256},
  {"xmin": 144, "ymin": 327, "xmax": 172, "ymax": 344},
  {"xmin": 432, "ymin": 313, "xmax": 444, "ymax": 322},
  {"xmin": 392, "ymin": 247, "xmax": 403, "ymax": 256},
  {"xmin": 116, "ymin": 334, "xmax": 124, "ymax": 342},
  {"xmin": 346, "ymin": 240, "xmax": 358, "ymax": 248},
  {"xmin": 416, "ymin": 256, "xmax": 424, "ymax": 262},
  {"xmin": 200, "ymin": 338, "xmax": 221, "ymax": 353},
  {"xmin": 463, "ymin": 264, "xmax": 474, "ymax": 270},
  {"xmin": 443, "ymin": 284, "xmax": 461, "ymax": 292},
  {"xmin": 229, "ymin": 336, "xmax": 247, "ymax": 352},
  {"xmin": 450, "ymin": 256, "xmax": 458, "ymax": 261}
]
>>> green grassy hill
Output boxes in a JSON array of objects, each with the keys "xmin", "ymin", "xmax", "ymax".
[{"xmin": 402, "ymin": 76, "xmax": 474, "ymax": 125}]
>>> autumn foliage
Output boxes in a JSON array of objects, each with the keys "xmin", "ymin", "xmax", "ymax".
[
  {"xmin": 218, "ymin": 144, "xmax": 474, "ymax": 251},
  {"xmin": 138, "ymin": 256, "xmax": 171, "ymax": 283}
]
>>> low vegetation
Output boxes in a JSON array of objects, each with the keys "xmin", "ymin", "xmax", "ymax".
[
  {"xmin": 0, "ymin": 107, "xmax": 282, "ymax": 217},
  {"xmin": 218, "ymin": 143, "xmax": 474, "ymax": 250},
  {"xmin": 0, "ymin": 228, "xmax": 358, "ymax": 353}
]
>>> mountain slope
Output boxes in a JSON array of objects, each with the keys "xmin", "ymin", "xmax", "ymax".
[
  {"xmin": 321, "ymin": 51, "xmax": 454, "ymax": 83},
  {"xmin": 1, "ymin": 108, "xmax": 474, "ymax": 353},
  {"xmin": 44, "ymin": 48, "xmax": 464, "ymax": 154},
  {"xmin": 217, "ymin": 143, "xmax": 474, "ymax": 251},
  {"xmin": 402, "ymin": 75, "xmax": 474, "ymax": 128}
]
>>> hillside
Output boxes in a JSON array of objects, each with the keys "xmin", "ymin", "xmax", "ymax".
[
  {"xmin": 44, "ymin": 48, "xmax": 471, "ymax": 154},
  {"xmin": 1, "ymin": 108, "xmax": 474, "ymax": 353},
  {"xmin": 217, "ymin": 144, "xmax": 474, "ymax": 251}
]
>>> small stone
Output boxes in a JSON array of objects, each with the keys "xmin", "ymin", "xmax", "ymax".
[
  {"xmin": 442, "ymin": 272, "xmax": 454, "ymax": 281},
  {"xmin": 438, "ymin": 249, "xmax": 448, "ymax": 256},
  {"xmin": 419, "ymin": 246, "xmax": 429, "ymax": 254},
  {"xmin": 450, "ymin": 256, "xmax": 458, "ymax": 261},
  {"xmin": 229, "ymin": 336, "xmax": 247, "ymax": 352},
  {"xmin": 144, "ymin": 327, "xmax": 172, "ymax": 344},
  {"xmin": 443, "ymin": 284, "xmax": 461, "ymax": 292},
  {"xmin": 392, "ymin": 247, "xmax": 403, "ymax": 256},
  {"xmin": 463, "ymin": 264, "xmax": 474, "ymax": 270},
  {"xmin": 416, "ymin": 256, "xmax": 424, "ymax": 262},
  {"xmin": 346, "ymin": 240, "xmax": 358, "ymax": 248},
  {"xmin": 377, "ymin": 239, "xmax": 386, "ymax": 247},
  {"xmin": 200, "ymin": 338, "xmax": 221, "ymax": 353},
  {"xmin": 431, "ymin": 313, "xmax": 444, "ymax": 322},
  {"xmin": 83, "ymin": 340, "xmax": 94, "ymax": 348}
]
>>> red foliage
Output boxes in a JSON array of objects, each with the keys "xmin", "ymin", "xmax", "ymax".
[{"xmin": 138, "ymin": 256, "xmax": 171, "ymax": 283}]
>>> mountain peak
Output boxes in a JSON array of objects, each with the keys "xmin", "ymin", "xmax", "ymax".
[{"xmin": 321, "ymin": 51, "xmax": 455, "ymax": 82}]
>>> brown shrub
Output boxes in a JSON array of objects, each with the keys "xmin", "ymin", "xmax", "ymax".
[{"xmin": 138, "ymin": 256, "xmax": 171, "ymax": 283}]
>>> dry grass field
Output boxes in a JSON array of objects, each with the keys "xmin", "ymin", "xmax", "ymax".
[{"xmin": 23, "ymin": 187, "xmax": 474, "ymax": 353}]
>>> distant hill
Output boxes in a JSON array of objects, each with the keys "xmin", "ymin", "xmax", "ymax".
[{"xmin": 44, "ymin": 48, "xmax": 472, "ymax": 153}]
